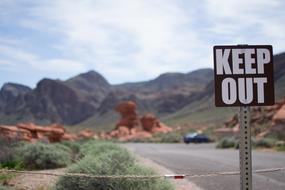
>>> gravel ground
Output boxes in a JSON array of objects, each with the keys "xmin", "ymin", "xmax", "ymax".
[{"xmin": 9, "ymin": 168, "xmax": 65, "ymax": 190}]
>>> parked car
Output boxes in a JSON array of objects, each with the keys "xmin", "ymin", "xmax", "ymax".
[{"xmin": 183, "ymin": 133, "xmax": 210, "ymax": 144}]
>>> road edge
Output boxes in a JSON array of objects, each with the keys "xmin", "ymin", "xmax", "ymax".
[{"xmin": 124, "ymin": 145, "xmax": 203, "ymax": 190}]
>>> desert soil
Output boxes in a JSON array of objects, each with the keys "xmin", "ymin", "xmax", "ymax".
[{"xmin": 8, "ymin": 168, "xmax": 65, "ymax": 190}]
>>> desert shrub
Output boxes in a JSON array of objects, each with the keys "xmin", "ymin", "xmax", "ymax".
[
  {"xmin": 0, "ymin": 172, "xmax": 15, "ymax": 187},
  {"xmin": 0, "ymin": 137, "xmax": 24, "ymax": 169},
  {"xmin": 216, "ymin": 137, "xmax": 238, "ymax": 149},
  {"xmin": 60, "ymin": 141, "xmax": 82, "ymax": 161},
  {"xmin": 0, "ymin": 185, "xmax": 11, "ymax": 190},
  {"xmin": 118, "ymin": 164, "xmax": 174, "ymax": 190},
  {"xmin": 152, "ymin": 132, "xmax": 182, "ymax": 143},
  {"xmin": 275, "ymin": 145, "xmax": 285, "ymax": 152},
  {"xmin": 0, "ymin": 160, "xmax": 23, "ymax": 170},
  {"xmin": 17, "ymin": 143, "xmax": 72, "ymax": 169},
  {"xmin": 54, "ymin": 142, "xmax": 174, "ymax": 190},
  {"xmin": 79, "ymin": 141, "xmax": 122, "ymax": 157},
  {"xmin": 60, "ymin": 141, "xmax": 81, "ymax": 154},
  {"xmin": 253, "ymin": 138, "xmax": 276, "ymax": 148}
]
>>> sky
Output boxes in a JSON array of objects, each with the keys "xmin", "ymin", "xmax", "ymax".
[{"xmin": 0, "ymin": 0, "xmax": 285, "ymax": 88}]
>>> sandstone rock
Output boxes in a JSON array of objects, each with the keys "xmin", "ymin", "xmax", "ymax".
[
  {"xmin": 109, "ymin": 126, "xmax": 130, "ymax": 138},
  {"xmin": 140, "ymin": 113, "xmax": 172, "ymax": 133},
  {"xmin": 220, "ymin": 98, "xmax": 285, "ymax": 140},
  {"xmin": 273, "ymin": 104, "xmax": 285, "ymax": 124},
  {"xmin": 16, "ymin": 123, "xmax": 65, "ymax": 143},
  {"xmin": 115, "ymin": 101, "xmax": 139, "ymax": 129},
  {"xmin": 78, "ymin": 129, "xmax": 97, "ymax": 139},
  {"xmin": 152, "ymin": 122, "xmax": 172, "ymax": 133},
  {"xmin": 140, "ymin": 113, "xmax": 159, "ymax": 131},
  {"xmin": 62, "ymin": 133, "xmax": 77, "ymax": 141},
  {"xmin": 0, "ymin": 125, "xmax": 32, "ymax": 142},
  {"xmin": 109, "ymin": 102, "xmax": 173, "ymax": 141},
  {"xmin": 0, "ymin": 123, "xmax": 82, "ymax": 143}
]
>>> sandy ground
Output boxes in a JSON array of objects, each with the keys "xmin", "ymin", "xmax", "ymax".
[{"xmin": 8, "ymin": 168, "xmax": 65, "ymax": 190}]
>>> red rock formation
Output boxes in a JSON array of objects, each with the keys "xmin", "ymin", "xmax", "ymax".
[
  {"xmin": 16, "ymin": 123, "xmax": 65, "ymax": 143},
  {"xmin": 273, "ymin": 104, "xmax": 285, "ymax": 124},
  {"xmin": 220, "ymin": 97, "xmax": 285, "ymax": 139},
  {"xmin": 0, "ymin": 123, "xmax": 79, "ymax": 143},
  {"xmin": 140, "ymin": 113, "xmax": 159, "ymax": 131},
  {"xmin": 0, "ymin": 101, "xmax": 175, "ymax": 143},
  {"xmin": 140, "ymin": 113, "xmax": 172, "ymax": 133},
  {"xmin": 0, "ymin": 125, "xmax": 32, "ymax": 142},
  {"xmin": 271, "ymin": 103, "xmax": 285, "ymax": 139},
  {"xmin": 78, "ymin": 129, "xmax": 97, "ymax": 139},
  {"xmin": 115, "ymin": 101, "xmax": 139, "ymax": 129},
  {"xmin": 109, "ymin": 102, "xmax": 173, "ymax": 141},
  {"xmin": 61, "ymin": 133, "xmax": 77, "ymax": 141}
]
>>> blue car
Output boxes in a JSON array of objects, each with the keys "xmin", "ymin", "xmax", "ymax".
[{"xmin": 183, "ymin": 133, "xmax": 210, "ymax": 144}]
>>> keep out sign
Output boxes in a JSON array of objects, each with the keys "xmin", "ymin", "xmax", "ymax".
[{"xmin": 213, "ymin": 45, "xmax": 275, "ymax": 107}]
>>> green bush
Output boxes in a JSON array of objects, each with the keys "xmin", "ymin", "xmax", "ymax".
[
  {"xmin": 216, "ymin": 137, "xmax": 238, "ymax": 149},
  {"xmin": 54, "ymin": 142, "xmax": 174, "ymax": 190},
  {"xmin": 0, "ymin": 185, "xmax": 12, "ymax": 190},
  {"xmin": 79, "ymin": 141, "xmax": 122, "ymax": 157},
  {"xmin": 276, "ymin": 145, "xmax": 285, "ymax": 151},
  {"xmin": 0, "ymin": 160, "xmax": 23, "ymax": 170},
  {"xmin": 0, "ymin": 137, "xmax": 24, "ymax": 169},
  {"xmin": 253, "ymin": 138, "xmax": 276, "ymax": 148},
  {"xmin": 60, "ymin": 141, "xmax": 81, "ymax": 154},
  {"xmin": 152, "ymin": 132, "xmax": 182, "ymax": 143},
  {"xmin": 17, "ymin": 143, "xmax": 72, "ymax": 170},
  {"xmin": 0, "ymin": 172, "xmax": 15, "ymax": 187}
]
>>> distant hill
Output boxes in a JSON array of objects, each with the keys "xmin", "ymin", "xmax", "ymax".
[
  {"xmin": 0, "ymin": 68, "xmax": 212, "ymax": 127},
  {"xmin": 0, "ymin": 52, "xmax": 284, "ymax": 130},
  {"xmin": 64, "ymin": 70, "xmax": 111, "ymax": 108}
]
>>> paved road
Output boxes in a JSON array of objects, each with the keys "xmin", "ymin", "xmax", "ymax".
[{"xmin": 124, "ymin": 143, "xmax": 285, "ymax": 190}]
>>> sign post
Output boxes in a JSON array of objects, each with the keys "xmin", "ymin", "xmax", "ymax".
[
  {"xmin": 239, "ymin": 106, "xmax": 252, "ymax": 190},
  {"xmin": 213, "ymin": 45, "xmax": 274, "ymax": 190}
]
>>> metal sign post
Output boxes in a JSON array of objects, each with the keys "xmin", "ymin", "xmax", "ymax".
[{"xmin": 239, "ymin": 106, "xmax": 252, "ymax": 190}]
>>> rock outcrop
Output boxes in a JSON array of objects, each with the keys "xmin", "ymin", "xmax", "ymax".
[
  {"xmin": 218, "ymin": 98, "xmax": 285, "ymax": 140},
  {"xmin": 109, "ymin": 101, "xmax": 172, "ymax": 141},
  {"xmin": 115, "ymin": 101, "xmax": 139, "ymax": 129},
  {"xmin": 0, "ymin": 123, "xmax": 77, "ymax": 143}
]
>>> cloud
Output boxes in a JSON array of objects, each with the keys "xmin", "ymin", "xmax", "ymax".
[
  {"xmin": 0, "ymin": 44, "xmax": 87, "ymax": 73},
  {"xmin": 16, "ymin": 0, "xmax": 207, "ymax": 82},
  {"xmin": 204, "ymin": 0, "xmax": 285, "ymax": 51},
  {"xmin": 0, "ymin": 0, "xmax": 285, "ymax": 86}
]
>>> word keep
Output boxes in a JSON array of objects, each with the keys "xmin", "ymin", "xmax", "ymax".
[{"xmin": 215, "ymin": 48, "xmax": 271, "ymax": 105}]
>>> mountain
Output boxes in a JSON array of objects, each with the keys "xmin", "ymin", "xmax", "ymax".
[
  {"xmin": 274, "ymin": 52, "xmax": 285, "ymax": 99},
  {"xmin": 78, "ymin": 69, "xmax": 213, "ymax": 130},
  {"xmin": 64, "ymin": 71, "xmax": 111, "ymax": 108},
  {"xmin": 0, "ymin": 68, "xmax": 212, "ymax": 127},
  {"xmin": 0, "ymin": 71, "xmax": 110, "ymax": 125},
  {"xmin": 113, "ymin": 69, "xmax": 213, "ymax": 114},
  {"xmin": 0, "ymin": 83, "xmax": 32, "ymax": 114}
]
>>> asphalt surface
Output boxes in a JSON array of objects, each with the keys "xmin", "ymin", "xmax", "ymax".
[{"xmin": 124, "ymin": 143, "xmax": 285, "ymax": 190}]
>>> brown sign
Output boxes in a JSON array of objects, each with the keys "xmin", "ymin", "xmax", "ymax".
[{"xmin": 213, "ymin": 45, "xmax": 275, "ymax": 107}]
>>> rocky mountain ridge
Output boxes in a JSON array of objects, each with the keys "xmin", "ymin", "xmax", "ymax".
[{"xmin": 0, "ymin": 68, "xmax": 213, "ymax": 126}]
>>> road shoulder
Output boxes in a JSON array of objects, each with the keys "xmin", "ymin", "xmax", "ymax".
[{"xmin": 126, "ymin": 145, "xmax": 203, "ymax": 190}]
